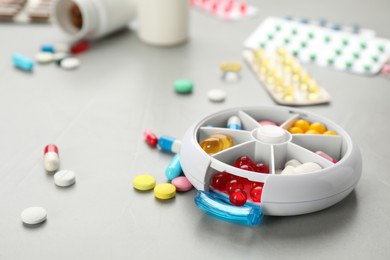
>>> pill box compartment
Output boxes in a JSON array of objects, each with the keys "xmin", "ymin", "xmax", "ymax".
[{"xmin": 180, "ymin": 106, "xmax": 362, "ymax": 216}]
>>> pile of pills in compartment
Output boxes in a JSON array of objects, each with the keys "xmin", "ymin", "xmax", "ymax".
[
  {"xmin": 0, "ymin": 0, "xmax": 52, "ymax": 23},
  {"xmin": 220, "ymin": 61, "xmax": 241, "ymax": 83},
  {"xmin": 190, "ymin": 0, "xmax": 257, "ymax": 21},
  {"xmin": 12, "ymin": 40, "xmax": 89, "ymax": 72},
  {"xmin": 133, "ymin": 130, "xmax": 193, "ymax": 200},
  {"xmin": 244, "ymin": 17, "xmax": 390, "ymax": 75},
  {"xmin": 288, "ymin": 119, "xmax": 337, "ymax": 135},
  {"xmin": 243, "ymin": 47, "xmax": 331, "ymax": 105}
]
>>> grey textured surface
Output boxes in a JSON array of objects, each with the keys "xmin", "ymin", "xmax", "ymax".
[{"xmin": 1, "ymin": 1, "xmax": 390, "ymax": 259}]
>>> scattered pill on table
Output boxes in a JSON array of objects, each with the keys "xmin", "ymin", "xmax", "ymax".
[
  {"xmin": 21, "ymin": 207, "xmax": 47, "ymax": 225},
  {"xmin": 133, "ymin": 174, "xmax": 156, "ymax": 191},
  {"xmin": 54, "ymin": 170, "xmax": 76, "ymax": 187},
  {"xmin": 12, "ymin": 53, "xmax": 34, "ymax": 71},
  {"xmin": 173, "ymin": 79, "xmax": 193, "ymax": 94},
  {"xmin": 59, "ymin": 57, "xmax": 80, "ymax": 70},
  {"xmin": 144, "ymin": 129, "xmax": 158, "ymax": 147},
  {"xmin": 165, "ymin": 153, "xmax": 182, "ymax": 181},
  {"xmin": 171, "ymin": 176, "xmax": 192, "ymax": 192},
  {"xmin": 44, "ymin": 144, "xmax": 60, "ymax": 172},
  {"xmin": 207, "ymin": 89, "xmax": 226, "ymax": 102},
  {"xmin": 222, "ymin": 71, "xmax": 240, "ymax": 82},
  {"xmin": 154, "ymin": 183, "xmax": 176, "ymax": 200},
  {"xmin": 41, "ymin": 44, "xmax": 55, "ymax": 53},
  {"xmin": 35, "ymin": 52, "xmax": 54, "ymax": 64},
  {"xmin": 71, "ymin": 40, "xmax": 89, "ymax": 55},
  {"xmin": 220, "ymin": 62, "xmax": 241, "ymax": 72},
  {"xmin": 158, "ymin": 135, "xmax": 181, "ymax": 153}
]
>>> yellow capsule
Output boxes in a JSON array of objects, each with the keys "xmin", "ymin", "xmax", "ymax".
[
  {"xmin": 309, "ymin": 122, "xmax": 327, "ymax": 134},
  {"xmin": 275, "ymin": 85, "xmax": 284, "ymax": 92},
  {"xmin": 305, "ymin": 129, "xmax": 320, "ymax": 134},
  {"xmin": 277, "ymin": 48, "xmax": 287, "ymax": 56},
  {"xmin": 284, "ymin": 57, "xmax": 293, "ymax": 66},
  {"xmin": 200, "ymin": 137, "xmax": 224, "ymax": 154},
  {"xmin": 308, "ymin": 93, "xmax": 320, "ymax": 101},
  {"xmin": 255, "ymin": 49, "xmax": 265, "ymax": 59},
  {"xmin": 292, "ymin": 64, "xmax": 302, "ymax": 74},
  {"xmin": 209, "ymin": 134, "xmax": 234, "ymax": 150},
  {"xmin": 284, "ymin": 65, "xmax": 292, "ymax": 73},
  {"xmin": 267, "ymin": 76, "xmax": 275, "ymax": 85},
  {"xmin": 292, "ymin": 73, "xmax": 300, "ymax": 82},
  {"xmin": 309, "ymin": 83, "xmax": 319, "ymax": 93},
  {"xmin": 284, "ymin": 86, "xmax": 294, "ymax": 96},
  {"xmin": 301, "ymin": 74, "xmax": 312, "ymax": 84},
  {"xmin": 220, "ymin": 62, "xmax": 241, "ymax": 72},
  {"xmin": 259, "ymin": 65, "xmax": 267, "ymax": 75},
  {"xmin": 300, "ymin": 83, "xmax": 308, "ymax": 91},
  {"xmin": 284, "ymin": 95, "xmax": 294, "ymax": 102},
  {"xmin": 289, "ymin": 126, "xmax": 304, "ymax": 134},
  {"xmin": 324, "ymin": 130, "xmax": 337, "ymax": 135},
  {"xmin": 293, "ymin": 119, "xmax": 310, "ymax": 132}
]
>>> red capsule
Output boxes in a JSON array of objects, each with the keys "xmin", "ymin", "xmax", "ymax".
[
  {"xmin": 226, "ymin": 179, "xmax": 244, "ymax": 194},
  {"xmin": 255, "ymin": 163, "xmax": 270, "ymax": 174},
  {"xmin": 144, "ymin": 129, "xmax": 158, "ymax": 147},
  {"xmin": 71, "ymin": 40, "xmax": 89, "ymax": 55},
  {"xmin": 250, "ymin": 186, "xmax": 263, "ymax": 203},
  {"xmin": 229, "ymin": 190, "xmax": 247, "ymax": 206},
  {"xmin": 43, "ymin": 144, "xmax": 60, "ymax": 172},
  {"xmin": 44, "ymin": 144, "xmax": 59, "ymax": 155},
  {"xmin": 211, "ymin": 172, "xmax": 229, "ymax": 191}
]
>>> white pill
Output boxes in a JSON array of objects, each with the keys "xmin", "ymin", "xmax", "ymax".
[
  {"xmin": 207, "ymin": 89, "xmax": 226, "ymax": 102},
  {"xmin": 54, "ymin": 43, "xmax": 70, "ymax": 53},
  {"xmin": 285, "ymin": 159, "xmax": 301, "ymax": 168},
  {"xmin": 21, "ymin": 207, "xmax": 47, "ymax": 225},
  {"xmin": 60, "ymin": 57, "xmax": 80, "ymax": 70},
  {"xmin": 54, "ymin": 170, "xmax": 76, "ymax": 187},
  {"xmin": 35, "ymin": 52, "xmax": 54, "ymax": 64},
  {"xmin": 294, "ymin": 162, "xmax": 322, "ymax": 174},
  {"xmin": 53, "ymin": 52, "xmax": 68, "ymax": 62},
  {"xmin": 222, "ymin": 71, "xmax": 240, "ymax": 82},
  {"xmin": 281, "ymin": 165, "xmax": 296, "ymax": 175}
]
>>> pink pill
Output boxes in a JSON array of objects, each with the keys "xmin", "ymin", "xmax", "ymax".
[
  {"xmin": 171, "ymin": 176, "xmax": 193, "ymax": 192},
  {"xmin": 316, "ymin": 151, "xmax": 337, "ymax": 164},
  {"xmin": 259, "ymin": 120, "xmax": 277, "ymax": 126},
  {"xmin": 381, "ymin": 64, "xmax": 390, "ymax": 74}
]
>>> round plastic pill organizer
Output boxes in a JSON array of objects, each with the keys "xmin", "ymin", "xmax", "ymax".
[{"xmin": 180, "ymin": 106, "xmax": 362, "ymax": 226}]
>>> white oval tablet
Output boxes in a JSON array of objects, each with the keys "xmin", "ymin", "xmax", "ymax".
[
  {"xmin": 35, "ymin": 52, "xmax": 54, "ymax": 64},
  {"xmin": 285, "ymin": 159, "xmax": 301, "ymax": 168},
  {"xmin": 54, "ymin": 170, "xmax": 76, "ymax": 187},
  {"xmin": 60, "ymin": 57, "xmax": 80, "ymax": 70},
  {"xmin": 21, "ymin": 207, "xmax": 47, "ymax": 225},
  {"xmin": 294, "ymin": 162, "xmax": 322, "ymax": 174},
  {"xmin": 207, "ymin": 89, "xmax": 226, "ymax": 102}
]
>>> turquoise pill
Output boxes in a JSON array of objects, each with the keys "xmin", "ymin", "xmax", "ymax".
[
  {"xmin": 173, "ymin": 79, "xmax": 193, "ymax": 94},
  {"xmin": 165, "ymin": 153, "xmax": 182, "ymax": 181},
  {"xmin": 12, "ymin": 54, "xmax": 34, "ymax": 71}
]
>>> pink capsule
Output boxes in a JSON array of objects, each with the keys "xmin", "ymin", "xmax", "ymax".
[
  {"xmin": 144, "ymin": 130, "xmax": 158, "ymax": 147},
  {"xmin": 316, "ymin": 151, "xmax": 337, "ymax": 164},
  {"xmin": 44, "ymin": 144, "xmax": 60, "ymax": 172}
]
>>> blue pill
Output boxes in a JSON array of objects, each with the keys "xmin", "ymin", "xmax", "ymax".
[
  {"xmin": 158, "ymin": 135, "xmax": 181, "ymax": 153},
  {"xmin": 12, "ymin": 54, "xmax": 34, "ymax": 71},
  {"xmin": 165, "ymin": 154, "xmax": 182, "ymax": 181},
  {"xmin": 300, "ymin": 18, "xmax": 309, "ymax": 24},
  {"xmin": 319, "ymin": 18, "xmax": 327, "ymax": 26},
  {"xmin": 331, "ymin": 24, "xmax": 341, "ymax": 31},
  {"xmin": 41, "ymin": 44, "xmax": 55, "ymax": 53},
  {"xmin": 227, "ymin": 116, "xmax": 241, "ymax": 130}
]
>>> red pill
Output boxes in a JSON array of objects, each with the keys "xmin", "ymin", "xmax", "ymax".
[
  {"xmin": 239, "ymin": 164, "xmax": 256, "ymax": 172},
  {"xmin": 234, "ymin": 156, "xmax": 256, "ymax": 168},
  {"xmin": 239, "ymin": 3, "xmax": 247, "ymax": 14},
  {"xmin": 211, "ymin": 172, "xmax": 229, "ymax": 191},
  {"xmin": 255, "ymin": 163, "xmax": 270, "ymax": 174},
  {"xmin": 71, "ymin": 40, "xmax": 89, "ymax": 55},
  {"xmin": 229, "ymin": 190, "xmax": 247, "ymax": 206},
  {"xmin": 144, "ymin": 129, "xmax": 158, "ymax": 147},
  {"xmin": 250, "ymin": 186, "xmax": 263, "ymax": 202},
  {"xmin": 227, "ymin": 179, "xmax": 244, "ymax": 194},
  {"xmin": 249, "ymin": 181, "xmax": 264, "ymax": 189},
  {"xmin": 44, "ymin": 144, "xmax": 59, "ymax": 172}
]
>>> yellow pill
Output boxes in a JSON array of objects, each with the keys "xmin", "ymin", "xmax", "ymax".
[
  {"xmin": 309, "ymin": 83, "xmax": 319, "ymax": 93},
  {"xmin": 154, "ymin": 183, "xmax": 176, "ymax": 200},
  {"xmin": 267, "ymin": 76, "xmax": 275, "ymax": 84},
  {"xmin": 324, "ymin": 130, "xmax": 337, "ymax": 135},
  {"xmin": 292, "ymin": 64, "xmax": 302, "ymax": 74},
  {"xmin": 200, "ymin": 137, "xmax": 224, "ymax": 154},
  {"xmin": 255, "ymin": 49, "xmax": 265, "ymax": 59},
  {"xmin": 289, "ymin": 127, "xmax": 303, "ymax": 134},
  {"xmin": 293, "ymin": 119, "xmax": 310, "ymax": 132},
  {"xmin": 220, "ymin": 62, "xmax": 241, "ymax": 72},
  {"xmin": 308, "ymin": 93, "xmax": 319, "ymax": 101},
  {"xmin": 284, "ymin": 65, "xmax": 292, "ymax": 73},
  {"xmin": 309, "ymin": 122, "xmax": 327, "ymax": 134},
  {"xmin": 292, "ymin": 73, "xmax": 300, "ymax": 82},
  {"xmin": 305, "ymin": 129, "xmax": 320, "ymax": 134},
  {"xmin": 284, "ymin": 86, "xmax": 294, "ymax": 96},
  {"xmin": 277, "ymin": 48, "xmax": 287, "ymax": 56},
  {"xmin": 300, "ymin": 83, "xmax": 308, "ymax": 91},
  {"xmin": 209, "ymin": 134, "xmax": 234, "ymax": 150},
  {"xmin": 284, "ymin": 95, "xmax": 294, "ymax": 102},
  {"xmin": 301, "ymin": 74, "xmax": 312, "ymax": 84},
  {"xmin": 133, "ymin": 174, "xmax": 156, "ymax": 191}
]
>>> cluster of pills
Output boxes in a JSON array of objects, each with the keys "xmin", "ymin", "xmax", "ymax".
[
  {"xmin": 280, "ymin": 159, "xmax": 322, "ymax": 175},
  {"xmin": 244, "ymin": 17, "xmax": 390, "ymax": 75},
  {"xmin": 199, "ymin": 133, "xmax": 234, "ymax": 155},
  {"xmin": 190, "ymin": 0, "xmax": 257, "ymax": 21},
  {"xmin": 137, "ymin": 130, "xmax": 193, "ymax": 200},
  {"xmin": 220, "ymin": 61, "xmax": 241, "ymax": 83},
  {"xmin": 288, "ymin": 119, "xmax": 337, "ymax": 135},
  {"xmin": 210, "ymin": 156, "xmax": 268, "ymax": 206},
  {"xmin": 0, "ymin": 0, "xmax": 52, "ymax": 23},
  {"xmin": 244, "ymin": 47, "xmax": 331, "ymax": 105},
  {"xmin": 12, "ymin": 40, "xmax": 88, "ymax": 72}
]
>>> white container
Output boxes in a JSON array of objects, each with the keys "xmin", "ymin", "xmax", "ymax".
[
  {"xmin": 137, "ymin": 0, "xmax": 189, "ymax": 46},
  {"xmin": 53, "ymin": 0, "xmax": 136, "ymax": 40},
  {"xmin": 180, "ymin": 106, "xmax": 362, "ymax": 216}
]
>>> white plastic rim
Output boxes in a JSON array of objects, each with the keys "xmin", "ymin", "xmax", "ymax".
[{"xmin": 180, "ymin": 106, "xmax": 362, "ymax": 216}]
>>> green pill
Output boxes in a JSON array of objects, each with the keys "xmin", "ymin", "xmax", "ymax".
[
  {"xmin": 353, "ymin": 52, "xmax": 360, "ymax": 59},
  {"xmin": 327, "ymin": 58, "xmax": 334, "ymax": 65},
  {"xmin": 345, "ymin": 61, "xmax": 353, "ymax": 69},
  {"xmin": 372, "ymin": 55, "xmax": 379, "ymax": 62},
  {"xmin": 173, "ymin": 79, "xmax": 193, "ymax": 94}
]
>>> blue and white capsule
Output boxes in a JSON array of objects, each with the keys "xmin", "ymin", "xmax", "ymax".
[
  {"xmin": 227, "ymin": 116, "xmax": 241, "ymax": 130},
  {"xmin": 41, "ymin": 44, "xmax": 55, "ymax": 53},
  {"xmin": 12, "ymin": 54, "xmax": 34, "ymax": 71},
  {"xmin": 165, "ymin": 153, "xmax": 182, "ymax": 180},
  {"xmin": 158, "ymin": 135, "xmax": 181, "ymax": 153}
]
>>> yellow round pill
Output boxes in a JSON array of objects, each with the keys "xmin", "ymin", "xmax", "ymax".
[
  {"xmin": 324, "ymin": 130, "xmax": 337, "ymax": 135},
  {"xmin": 309, "ymin": 122, "xmax": 326, "ymax": 134},
  {"xmin": 154, "ymin": 183, "xmax": 176, "ymax": 200},
  {"xmin": 305, "ymin": 129, "xmax": 320, "ymax": 135},
  {"xmin": 133, "ymin": 174, "xmax": 156, "ymax": 191},
  {"xmin": 289, "ymin": 126, "xmax": 304, "ymax": 134},
  {"xmin": 293, "ymin": 119, "xmax": 310, "ymax": 132}
]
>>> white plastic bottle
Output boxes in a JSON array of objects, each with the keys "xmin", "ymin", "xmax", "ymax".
[
  {"xmin": 137, "ymin": 0, "xmax": 189, "ymax": 46},
  {"xmin": 52, "ymin": 0, "xmax": 136, "ymax": 40}
]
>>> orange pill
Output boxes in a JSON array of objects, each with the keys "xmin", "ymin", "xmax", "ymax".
[
  {"xmin": 200, "ymin": 137, "xmax": 224, "ymax": 155},
  {"xmin": 324, "ymin": 130, "xmax": 337, "ymax": 135},
  {"xmin": 293, "ymin": 119, "xmax": 310, "ymax": 132},
  {"xmin": 309, "ymin": 122, "xmax": 326, "ymax": 134},
  {"xmin": 289, "ymin": 127, "xmax": 304, "ymax": 134},
  {"xmin": 305, "ymin": 129, "xmax": 320, "ymax": 135}
]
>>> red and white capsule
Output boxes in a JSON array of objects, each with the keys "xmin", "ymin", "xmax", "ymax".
[
  {"xmin": 44, "ymin": 144, "xmax": 60, "ymax": 172},
  {"xmin": 144, "ymin": 129, "xmax": 158, "ymax": 147}
]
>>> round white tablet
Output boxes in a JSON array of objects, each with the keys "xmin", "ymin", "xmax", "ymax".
[
  {"xmin": 60, "ymin": 57, "xmax": 80, "ymax": 70},
  {"xmin": 207, "ymin": 89, "xmax": 226, "ymax": 102},
  {"xmin": 54, "ymin": 169, "xmax": 76, "ymax": 187},
  {"xmin": 35, "ymin": 52, "xmax": 54, "ymax": 64},
  {"xmin": 21, "ymin": 207, "xmax": 47, "ymax": 225}
]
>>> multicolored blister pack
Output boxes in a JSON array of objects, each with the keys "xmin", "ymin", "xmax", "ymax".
[{"xmin": 244, "ymin": 17, "xmax": 390, "ymax": 75}]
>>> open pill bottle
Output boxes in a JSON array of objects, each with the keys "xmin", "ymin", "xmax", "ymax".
[{"xmin": 52, "ymin": 0, "xmax": 136, "ymax": 40}]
